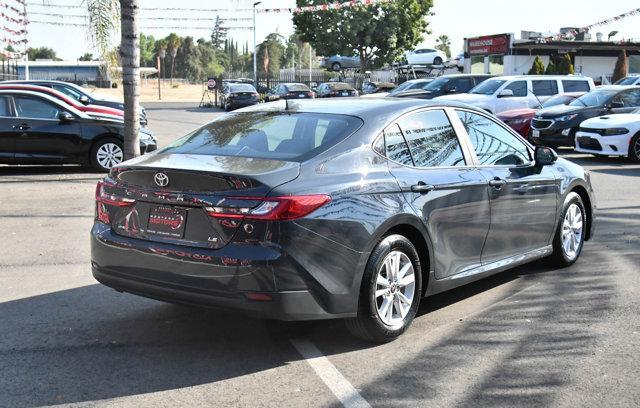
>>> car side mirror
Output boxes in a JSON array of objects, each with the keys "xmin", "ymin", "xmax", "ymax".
[
  {"xmin": 58, "ymin": 111, "xmax": 74, "ymax": 122},
  {"xmin": 79, "ymin": 95, "xmax": 90, "ymax": 105},
  {"xmin": 498, "ymin": 89, "xmax": 514, "ymax": 98},
  {"xmin": 535, "ymin": 146, "xmax": 557, "ymax": 166},
  {"xmin": 609, "ymin": 100, "xmax": 624, "ymax": 109}
]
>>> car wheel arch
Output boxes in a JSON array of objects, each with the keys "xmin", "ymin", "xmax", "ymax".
[
  {"xmin": 569, "ymin": 185, "xmax": 593, "ymax": 241},
  {"xmin": 88, "ymin": 133, "xmax": 124, "ymax": 162}
]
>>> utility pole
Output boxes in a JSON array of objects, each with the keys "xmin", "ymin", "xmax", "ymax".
[
  {"xmin": 253, "ymin": 1, "xmax": 261, "ymax": 86},
  {"xmin": 309, "ymin": 44, "xmax": 312, "ymax": 83},
  {"xmin": 157, "ymin": 55, "xmax": 161, "ymax": 100}
]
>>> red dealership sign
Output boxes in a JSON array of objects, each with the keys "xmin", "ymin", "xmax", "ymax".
[{"xmin": 467, "ymin": 34, "xmax": 510, "ymax": 56}]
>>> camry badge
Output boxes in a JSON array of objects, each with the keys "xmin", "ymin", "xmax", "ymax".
[{"xmin": 154, "ymin": 172, "xmax": 169, "ymax": 187}]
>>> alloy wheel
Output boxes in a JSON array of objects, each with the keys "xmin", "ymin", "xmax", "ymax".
[
  {"xmin": 96, "ymin": 143, "xmax": 123, "ymax": 169},
  {"xmin": 634, "ymin": 137, "xmax": 640, "ymax": 160},
  {"xmin": 374, "ymin": 250, "xmax": 416, "ymax": 327},
  {"xmin": 561, "ymin": 203, "xmax": 583, "ymax": 259}
]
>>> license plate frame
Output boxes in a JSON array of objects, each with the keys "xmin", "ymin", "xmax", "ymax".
[
  {"xmin": 341, "ymin": 91, "xmax": 349, "ymax": 96},
  {"xmin": 146, "ymin": 206, "xmax": 187, "ymax": 238}
]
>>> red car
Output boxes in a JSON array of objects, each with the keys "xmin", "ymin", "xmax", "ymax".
[
  {"xmin": 497, "ymin": 92, "xmax": 585, "ymax": 139},
  {"xmin": 0, "ymin": 84, "xmax": 125, "ymax": 120}
]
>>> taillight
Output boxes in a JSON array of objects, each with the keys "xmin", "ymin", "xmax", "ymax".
[
  {"xmin": 95, "ymin": 181, "xmax": 135, "ymax": 207},
  {"xmin": 307, "ymin": 92, "xmax": 315, "ymax": 98},
  {"xmin": 205, "ymin": 195, "xmax": 331, "ymax": 221}
]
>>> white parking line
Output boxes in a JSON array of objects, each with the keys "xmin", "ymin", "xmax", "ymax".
[{"xmin": 290, "ymin": 338, "xmax": 371, "ymax": 408}]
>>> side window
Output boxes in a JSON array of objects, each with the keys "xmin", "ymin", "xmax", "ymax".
[
  {"xmin": 454, "ymin": 77, "xmax": 473, "ymax": 92},
  {"xmin": 0, "ymin": 96, "xmax": 11, "ymax": 116},
  {"xmin": 396, "ymin": 110, "xmax": 466, "ymax": 168},
  {"xmin": 456, "ymin": 110, "xmax": 531, "ymax": 166},
  {"xmin": 53, "ymin": 85, "xmax": 82, "ymax": 101},
  {"xmin": 562, "ymin": 80, "xmax": 590, "ymax": 93},
  {"xmin": 619, "ymin": 89, "xmax": 640, "ymax": 107},
  {"xmin": 505, "ymin": 81, "xmax": 527, "ymax": 97},
  {"xmin": 384, "ymin": 123, "xmax": 413, "ymax": 166},
  {"xmin": 532, "ymin": 80, "xmax": 558, "ymax": 96},
  {"xmin": 14, "ymin": 96, "xmax": 61, "ymax": 120}
]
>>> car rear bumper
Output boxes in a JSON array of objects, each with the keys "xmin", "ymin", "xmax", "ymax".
[
  {"xmin": 574, "ymin": 131, "xmax": 630, "ymax": 156},
  {"xmin": 90, "ymin": 223, "xmax": 360, "ymax": 321}
]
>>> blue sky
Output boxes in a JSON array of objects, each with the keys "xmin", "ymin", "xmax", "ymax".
[{"xmin": 20, "ymin": 0, "xmax": 640, "ymax": 60}]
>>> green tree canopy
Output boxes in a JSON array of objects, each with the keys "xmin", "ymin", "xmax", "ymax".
[
  {"xmin": 27, "ymin": 47, "xmax": 60, "ymax": 61},
  {"xmin": 544, "ymin": 59, "xmax": 556, "ymax": 75},
  {"xmin": 435, "ymin": 35, "xmax": 451, "ymax": 58},
  {"xmin": 79, "ymin": 52, "xmax": 94, "ymax": 61},
  {"xmin": 139, "ymin": 33, "xmax": 156, "ymax": 66},
  {"xmin": 293, "ymin": 0, "xmax": 433, "ymax": 71},
  {"xmin": 557, "ymin": 53, "xmax": 574, "ymax": 75},
  {"xmin": 528, "ymin": 56, "xmax": 545, "ymax": 75},
  {"xmin": 256, "ymin": 33, "xmax": 285, "ymax": 77}
]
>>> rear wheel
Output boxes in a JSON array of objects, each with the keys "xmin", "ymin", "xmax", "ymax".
[
  {"xmin": 346, "ymin": 234, "xmax": 422, "ymax": 343},
  {"xmin": 90, "ymin": 138, "xmax": 123, "ymax": 172},
  {"xmin": 331, "ymin": 62, "xmax": 341, "ymax": 72},
  {"xmin": 628, "ymin": 132, "xmax": 640, "ymax": 162},
  {"xmin": 433, "ymin": 57, "xmax": 443, "ymax": 66},
  {"xmin": 549, "ymin": 192, "xmax": 586, "ymax": 267}
]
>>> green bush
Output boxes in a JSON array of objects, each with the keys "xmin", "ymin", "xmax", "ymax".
[
  {"xmin": 545, "ymin": 59, "xmax": 557, "ymax": 75},
  {"xmin": 528, "ymin": 56, "xmax": 545, "ymax": 75},
  {"xmin": 557, "ymin": 54, "xmax": 574, "ymax": 75}
]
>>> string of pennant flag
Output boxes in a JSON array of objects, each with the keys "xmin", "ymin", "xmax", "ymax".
[
  {"xmin": 0, "ymin": 1, "xmax": 26, "ymax": 16},
  {"xmin": 554, "ymin": 7, "xmax": 640, "ymax": 39}
]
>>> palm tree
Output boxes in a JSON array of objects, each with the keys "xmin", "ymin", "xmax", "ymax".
[
  {"xmin": 86, "ymin": 0, "xmax": 140, "ymax": 160},
  {"xmin": 435, "ymin": 34, "xmax": 451, "ymax": 59},
  {"xmin": 165, "ymin": 33, "xmax": 181, "ymax": 86}
]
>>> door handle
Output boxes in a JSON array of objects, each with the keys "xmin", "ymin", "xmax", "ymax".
[
  {"xmin": 410, "ymin": 182, "xmax": 435, "ymax": 194},
  {"xmin": 489, "ymin": 177, "xmax": 507, "ymax": 189},
  {"xmin": 13, "ymin": 123, "xmax": 30, "ymax": 131}
]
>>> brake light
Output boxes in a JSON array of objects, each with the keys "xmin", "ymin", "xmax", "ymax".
[
  {"xmin": 95, "ymin": 181, "xmax": 135, "ymax": 207},
  {"xmin": 205, "ymin": 195, "xmax": 331, "ymax": 221}
]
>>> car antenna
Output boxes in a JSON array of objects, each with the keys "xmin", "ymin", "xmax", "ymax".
[{"xmin": 285, "ymin": 97, "xmax": 290, "ymax": 111}]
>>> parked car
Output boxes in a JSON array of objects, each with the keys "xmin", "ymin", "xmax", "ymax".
[
  {"xmin": 575, "ymin": 108, "xmax": 640, "ymax": 161},
  {"xmin": 219, "ymin": 83, "xmax": 260, "ymax": 111},
  {"xmin": 531, "ymin": 85, "xmax": 640, "ymax": 147},
  {"xmin": 497, "ymin": 92, "xmax": 585, "ymax": 138},
  {"xmin": 0, "ymin": 90, "xmax": 156, "ymax": 171},
  {"xmin": 361, "ymin": 81, "xmax": 396, "ymax": 95},
  {"xmin": 390, "ymin": 74, "xmax": 492, "ymax": 100},
  {"xmin": 1, "ymin": 79, "xmax": 148, "ymax": 124},
  {"xmin": 320, "ymin": 55, "xmax": 361, "ymax": 71},
  {"xmin": 613, "ymin": 75, "xmax": 640, "ymax": 86},
  {"xmin": 449, "ymin": 52, "xmax": 464, "ymax": 71},
  {"xmin": 405, "ymin": 48, "xmax": 447, "ymax": 66},
  {"xmin": 387, "ymin": 78, "xmax": 435, "ymax": 96},
  {"xmin": 91, "ymin": 98, "xmax": 595, "ymax": 343},
  {"xmin": 315, "ymin": 82, "xmax": 359, "ymax": 98},
  {"xmin": 265, "ymin": 83, "xmax": 314, "ymax": 102},
  {"xmin": 435, "ymin": 75, "xmax": 595, "ymax": 114}
]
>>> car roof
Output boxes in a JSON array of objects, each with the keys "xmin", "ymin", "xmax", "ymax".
[
  {"xmin": 488, "ymin": 75, "xmax": 592, "ymax": 81},
  {"xmin": 435, "ymin": 74, "xmax": 493, "ymax": 78},
  {"xmin": 236, "ymin": 97, "xmax": 485, "ymax": 118},
  {"xmin": 282, "ymin": 82, "xmax": 308, "ymax": 86},
  {"xmin": 0, "ymin": 89, "xmax": 88, "ymax": 117}
]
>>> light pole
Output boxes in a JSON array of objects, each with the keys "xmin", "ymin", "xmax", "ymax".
[{"xmin": 253, "ymin": 1, "xmax": 261, "ymax": 87}]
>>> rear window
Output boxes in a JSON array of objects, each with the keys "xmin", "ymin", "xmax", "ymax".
[
  {"xmin": 562, "ymin": 80, "xmax": 590, "ymax": 92},
  {"xmin": 230, "ymin": 84, "xmax": 256, "ymax": 93},
  {"xmin": 162, "ymin": 112, "xmax": 362, "ymax": 162},
  {"xmin": 286, "ymin": 84, "xmax": 310, "ymax": 92},
  {"xmin": 328, "ymin": 83, "xmax": 354, "ymax": 91},
  {"xmin": 532, "ymin": 80, "xmax": 558, "ymax": 96}
]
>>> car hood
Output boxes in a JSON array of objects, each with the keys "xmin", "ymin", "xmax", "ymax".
[
  {"xmin": 90, "ymin": 92, "xmax": 123, "ymax": 103},
  {"xmin": 497, "ymin": 108, "xmax": 536, "ymax": 119},
  {"xmin": 580, "ymin": 113, "xmax": 640, "ymax": 128},
  {"xmin": 537, "ymin": 104, "xmax": 587, "ymax": 117}
]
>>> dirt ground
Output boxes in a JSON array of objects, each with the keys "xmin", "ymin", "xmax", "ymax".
[{"xmin": 86, "ymin": 81, "xmax": 207, "ymax": 103}]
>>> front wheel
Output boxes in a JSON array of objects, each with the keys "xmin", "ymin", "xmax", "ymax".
[
  {"xmin": 90, "ymin": 138, "xmax": 124, "ymax": 172},
  {"xmin": 433, "ymin": 57, "xmax": 443, "ymax": 65},
  {"xmin": 628, "ymin": 132, "xmax": 640, "ymax": 162},
  {"xmin": 346, "ymin": 234, "xmax": 422, "ymax": 343},
  {"xmin": 549, "ymin": 192, "xmax": 586, "ymax": 267}
]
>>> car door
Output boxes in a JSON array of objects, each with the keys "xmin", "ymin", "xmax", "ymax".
[
  {"xmin": 454, "ymin": 109, "xmax": 558, "ymax": 264},
  {"xmin": 12, "ymin": 95, "xmax": 83, "ymax": 162},
  {"xmin": 0, "ymin": 95, "xmax": 18, "ymax": 162},
  {"xmin": 496, "ymin": 80, "xmax": 530, "ymax": 113},
  {"xmin": 385, "ymin": 108, "xmax": 491, "ymax": 278}
]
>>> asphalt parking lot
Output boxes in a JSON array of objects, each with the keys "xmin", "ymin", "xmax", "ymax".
[{"xmin": 1, "ymin": 102, "xmax": 638, "ymax": 407}]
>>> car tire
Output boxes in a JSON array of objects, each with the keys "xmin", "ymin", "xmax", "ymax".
[
  {"xmin": 433, "ymin": 57, "xmax": 443, "ymax": 66},
  {"xmin": 628, "ymin": 132, "xmax": 640, "ymax": 162},
  {"xmin": 331, "ymin": 62, "xmax": 341, "ymax": 72},
  {"xmin": 346, "ymin": 234, "xmax": 422, "ymax": 343},
  {"xmin": 549, "ymin": 192, "xmax": 586, "ymax": 267},
  {"xmin": 90, "ymin": 138, "xmax": 124, "ymax": 172}
]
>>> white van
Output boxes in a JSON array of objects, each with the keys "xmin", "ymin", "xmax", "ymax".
[{"xmin": 434, "ymin": 75, "xmax": 595, "ymax": 114}]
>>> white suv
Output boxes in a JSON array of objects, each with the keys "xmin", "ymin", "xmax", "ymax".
[{"xmin": 434, "ymin": 75, "xmax": 595, "ymax": 114}]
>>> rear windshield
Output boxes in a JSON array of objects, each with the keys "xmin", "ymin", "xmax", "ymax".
[
  {"xmin": 286, "ymin": 84, "xmax": 310, "ymax": 92},
  {"xmin": 230, "ymin": 84, "xmax": 256, "ymax": 93},
  {"xmin": 162, "ymin": 112, "xmax": 363, "ymax": 161},
  {"xmin": 470, "ymin": 79, "xmax": 506, "ymax": 95},
  {"xmin": 569, "ymin": 89, "xmax": 616, "ymax": 107},
  {"xmin": 614, "ymin": 76, "xmax": 639, "ymax": 85},
  {"xmin": 328, "ymin": 83, "xmax": 354, "ymax": 90}
]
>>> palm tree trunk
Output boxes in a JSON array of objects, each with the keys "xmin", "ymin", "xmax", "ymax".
[{"xmin": 119, "ymin": 0, "xmax": 140, "ymax": 160}]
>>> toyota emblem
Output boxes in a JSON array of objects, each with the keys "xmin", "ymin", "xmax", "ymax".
[{"xmin": 154, "ymin": 172, "xmax": 169, "ymax": 187}]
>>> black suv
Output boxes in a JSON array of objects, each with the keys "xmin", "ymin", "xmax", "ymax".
[
  {"xmin": 390, "ymin": 74, "xmax": 492, "ymax": 100},
  {"xmin": 531, "ymin": 85, "xmax": 640, "ymax": 147}
]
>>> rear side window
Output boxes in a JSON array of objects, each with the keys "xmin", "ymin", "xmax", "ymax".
[
  {"xmin": 53, "ymin": 85, "xmax": 83, "ymax": 101},
  {"xmin": 532, "ymin": 80, "xmax": 558, "ymax": 96},
  {"xmin": 562, "ymin": 80, "xmax": 590, "ymax": 92},
  {"xmin": 384, "ymin": 124, "xmax": 413, "ymax": 166},
  {"xmin": 397, "ymin": 110, "xmax": 466, "ymax": 168},
  {"xmin": 0, "ymin": 96, "xmax": 10, "ymax": 116},
  {"xmin": 505, "ymin": 81, "xmax": 527, "ymax": 97},
  {"xmin": 162, "ymin": 112, "xmax": 362, "ymax": 162},
  {"xmin": 453, "ymin": 77, "xmax": 474, "ymax": 92}
]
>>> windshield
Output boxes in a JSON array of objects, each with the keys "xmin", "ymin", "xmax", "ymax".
[
  {"xmin": 614, "ymin": 76, "xmax": 639, "ymax": 85},
  {"xmin": 541, "ymin": 94, "xmax": 575, "ymax": 108},
  {"xmin": 286, "ymin": 84, "xmax": 310, "ymax": 92},
  {"xmin": 569, "ymin": 90, "xmax": 617, "ymax": 107},
  {"xmin": 470, "ymin": 79, "xmax": 506, "ymax": 95},
  {"xmin": 424, "ymin": 77, "xmax": 450, "ymax": 91},
  {"xmin": 230, "ymin": 84, "xmax": 256, "ymax": 93},
  {"xmin": 161, "ymin": 112, "xmax": 362, "ymax": 162}
]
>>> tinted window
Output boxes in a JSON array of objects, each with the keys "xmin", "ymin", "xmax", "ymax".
[
  {"xmin": 562, "ymin": 80, "xmax": 591, "ymax": 92},
  {"xmin": 286, "ymin": 84, "xmax": 310, "ymax": 92},
  {"xmin": 229, "ymin": 84, "xmax": 256, "ymax": 93},
  {"xmin": 14, "ymin": 96, "xmax": 61, "ymax": 119},
  {"xmin": 570, "ymin": 89, "xmax": 617, "ymax": 107},
  {"xmin": 397, "ymin": 110, "xmax": 466, "ymax": 168},
  {"xmin": 328, "ymin": 83, "xmax": 354, "ymax": 91},
  {"xmin": 456, "ymin": 110, "xmax": 531, "ymax": 166},
  {"xmin": 505, "ymin": 81, "xmax": 527, "ymax": 97},
  {"xmin": 618, "ymin": 89, "xmax": 640, "ymax": 107},
  {"xmin": 532, "ymin": 80, "xmax": 558, "ymax": 96},
  {"xmin": 384, "ymin": 124, "xmax": 413, "ymax": 166},
  {"xmin": 541, "ymin": 94, "xmax": 576, "ymax": 108},
  {"xmin": 0, "ymin": 96, "xmax": 10, "ymax": 116},
  {"xmin": 453, "ymin": 77, "xmax": 474, "ymax": 92},
  {"xmin": 53, "ymin": 85, "xmax": 83, "ymax": 101},
  {"xmin": 163, "ymin": 112, "xmax": 362, "ymax": 161}
]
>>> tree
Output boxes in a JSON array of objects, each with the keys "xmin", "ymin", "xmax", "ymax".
[
  {"xmin": 293, "ymin": 0, "xmax": 433, "ymax": 72},
  {"xmin": 27, "ymin": 47, "xmax": 60, "ymax": 61},
  {"xmin": 435, "ymin": 35, "xmax": 451, "ymax": 58},
  {"xmin": 557, "ymin": 53, "xmax": 574, "ymax": 75},
  {"xmin": 612, "ymin": 50, "xmax": 628, "ymax": 83},
  {"xmin": 528, "ymin": 56, "xmax": 545, "ymax": 75},
  {"xmin": 139, "ymin": 33, "xmax": 156, "ymax": 66},
  {"xmin": 79, "ymin": 52, "xmax": 94, "ymax": 61},
  {"xmin": 165, "ymin": 33, "xmax": 181, "ymax": 85},
  {"xmin": 211, "ymin": 16, "xmax": 226, "ymax": 50},
  {"xmin": 544, "ymin": 59, "xmax": 556, "ymax": 75},
  {"xmin": 256, "ymin": 33, "xmax": 285, "ymax": 79}
]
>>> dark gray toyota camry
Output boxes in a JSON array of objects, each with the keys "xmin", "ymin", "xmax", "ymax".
[{"xmin": 91, "ymin": 98, "xmax": 596, "ymax": 342}]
